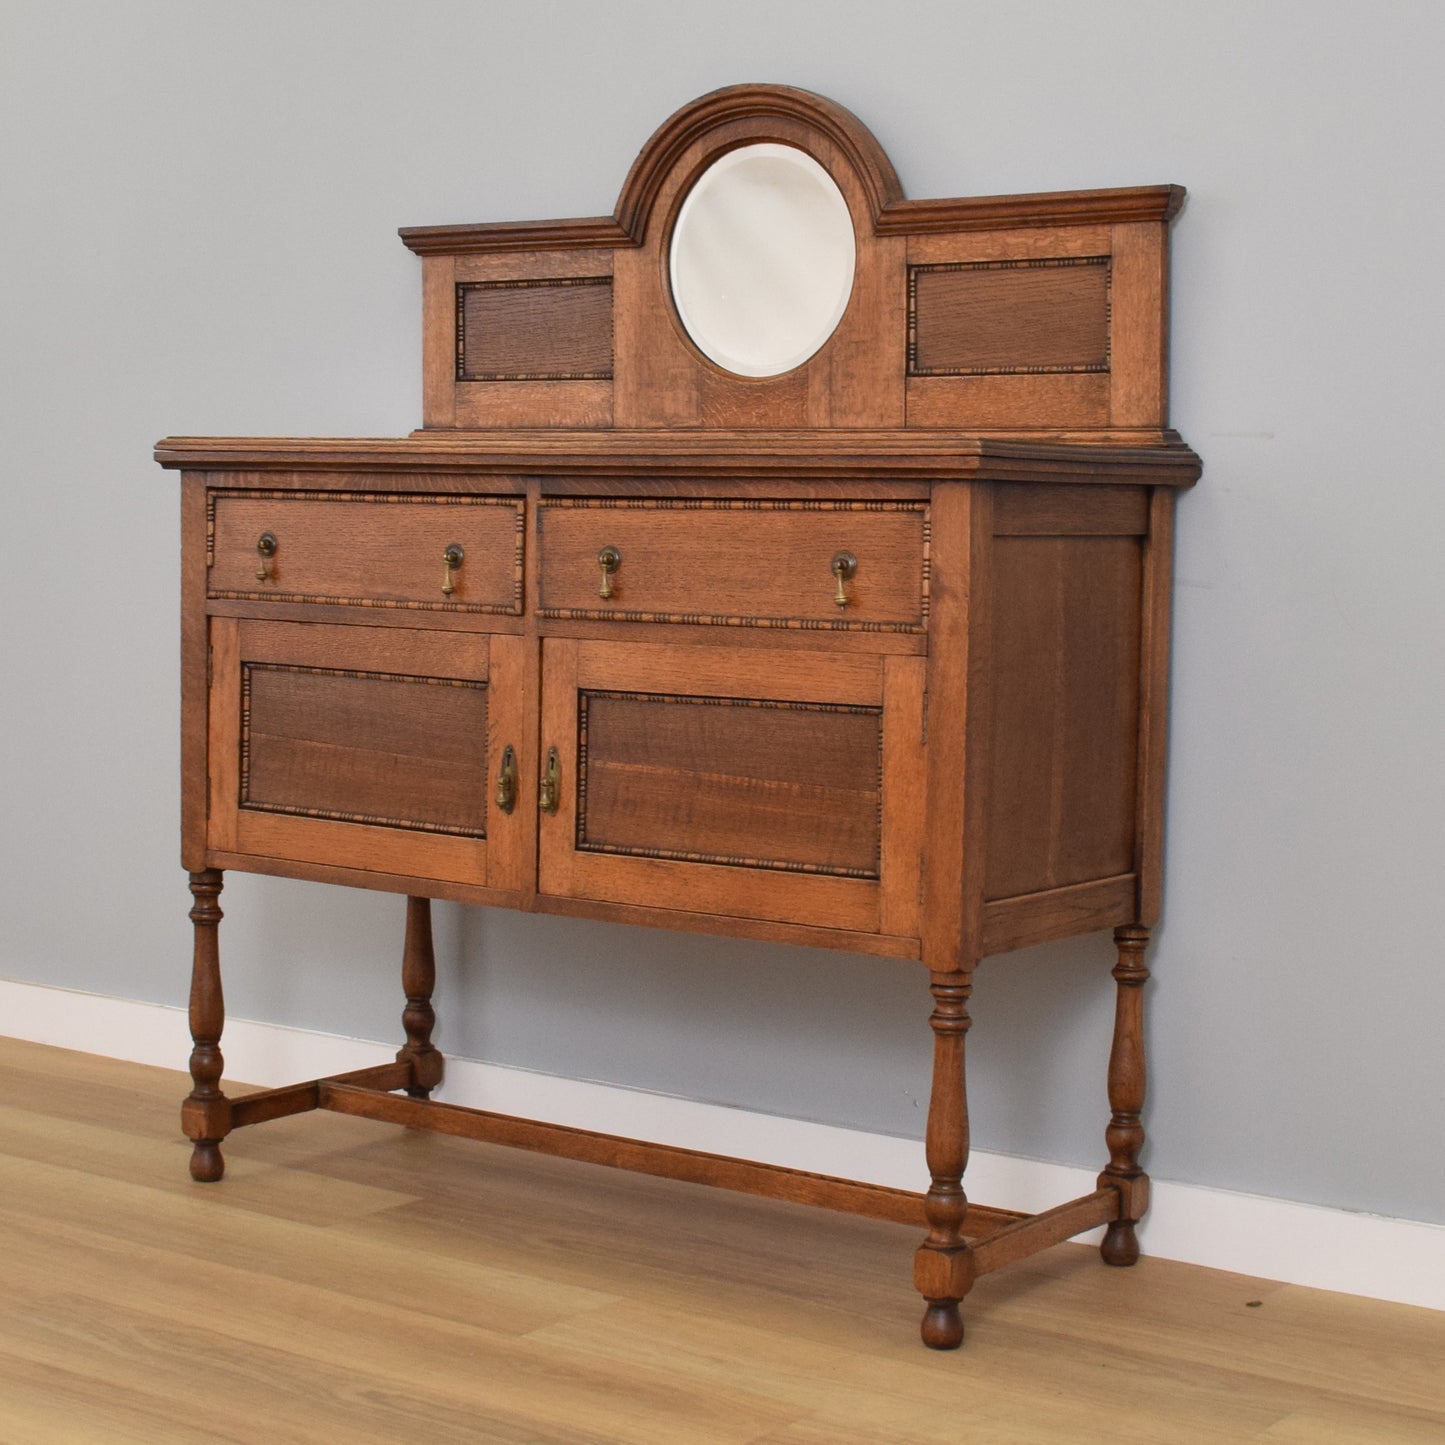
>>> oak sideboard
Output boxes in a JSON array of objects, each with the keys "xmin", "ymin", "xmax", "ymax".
[{"xmin": 157, "ymin": 84, "xmax": 1199, "ymax": 1348}]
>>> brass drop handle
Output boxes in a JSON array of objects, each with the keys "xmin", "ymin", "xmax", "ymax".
[
  {"xmin": 441, "ymin": 543, "xmax": 465, "ymax": 597},
  {"xmin": 538, "ymin": 746, "xmax": 561, "ymax": 814},
  {"xmin": 255, "ymin": 532, "xmax": 277, "ymax": 582},
  {"xmin": 495, "ymin": 744, "xmax": 518, "ymax": 814},
  {"xmin": 831, "ymin": 551, "xmax": 857, "ymax": 609},
  {"xmin": 597, "ymin": 545, "xmax": 621, "ymax": 600}
]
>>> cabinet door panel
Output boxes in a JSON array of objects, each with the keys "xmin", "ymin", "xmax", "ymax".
[
  {"xmin": 539, "ymin": 638, "xmax": 923, "ymax": 937},
  {"xmin": 209, "ymin": 619, "xmax": 524, "ymax": 890}
]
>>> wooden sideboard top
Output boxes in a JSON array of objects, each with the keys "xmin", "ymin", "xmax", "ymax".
[{"xmin": 155, "ymin": 430, "xmax": 1201, "ymax": 483}]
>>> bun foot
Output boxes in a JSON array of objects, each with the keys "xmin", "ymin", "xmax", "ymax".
[
  {"xmin": 920, "ymin": 1299, "xmax": 964, "ymax": 1350},
  {"xmin": 1101, "ymin": 1219, "xmax": 1139, "ymax": 1266},
  {"xmin": 189, "ymin": 1140, "xmax": 225, "ymax": 1182}
]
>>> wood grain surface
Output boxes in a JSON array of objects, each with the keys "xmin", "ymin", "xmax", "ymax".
[
  {"xmin": 155, "ymin": 432, "xmax": 1202, "ymax": 482},
  {"xmin": 984, "ymin": 535, "xmax": 1142, "ymax": 901},
  {"xmin": 910, "ymin": 259, "xmax": 1110, "ymax": 375},
  {"xmin": 458, "ymin": 278, "xmax": 613, "ymax": 380},
  {"xmin": 576, "ymin": 691, "xmax": 882, "ymax": 877},
  {"xmin": 243, "ymin": 666, "xmax": 490, "ymax": 837},
  {"xmin": 538, "ymin": 499, "xmax": 928, "ymax": 631},
  {"xmin": 208, "ymin": 493, "xmax": 524, "ymax": 613}
]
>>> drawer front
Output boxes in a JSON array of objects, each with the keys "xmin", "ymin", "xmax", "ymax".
[
  {"xmin": 209, "ymin": 491, "xmax": 525, "ymax": 613},
  {"xmin": 538, "ymin": 498, "xmax": 928, "ymax": 631}
]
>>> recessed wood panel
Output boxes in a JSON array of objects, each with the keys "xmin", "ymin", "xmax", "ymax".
[
  {"xmin": 909, "ymin": 258, "xmax": 1109, "ymax": 376},
  {"xmin": 242, "ymin": 665, "xmax": 489, "ymax": 837},
  {"xmin": 577, "ymin": 691, "xmax": 882, "ymax": 878},
  {"xmin": 984, "ymin": 536, "xmax": 1142, "ymax": 900},
  {"xmin": 458, "ymin": 278, "xmax": 613, "ymax": 380}
]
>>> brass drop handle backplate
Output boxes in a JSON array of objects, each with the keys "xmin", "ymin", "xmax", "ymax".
[
  {"xmin": 597, "ymin": 545, "xmax": 621, "ymax": 600},
  {"xmin": 441, "ymin": 543, "xmax": 465, "ymax": 597},
  {"xmin": 255, "ymin": 532, "xmax": 278, "ymax": 582},
  {"xmin": 495, "ymin": 744, "xmax": 518, "ymax": 814},
  {"xmin": 831, "ymin": 551, "xmax": 857, "ymax": 608},
  {"xmin": 538, "ymin": 746, "xmax": 561, "ymax": 813}
]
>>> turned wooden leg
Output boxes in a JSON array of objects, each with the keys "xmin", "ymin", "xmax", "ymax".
[
  {"xmin": 1099, "ymin": 924, "xmax": 1151, "ymax": 1265},
  {"xmin": 181, "ymin": 869, "xmax": 231, "ymax": 1182},
  {"xmin": 913, "ymin": 970, "xmax": 977, "ymax": 1349},
  {"xmin": 395, "ymin": 896, "xmax": 444, "ymax": 1100}
]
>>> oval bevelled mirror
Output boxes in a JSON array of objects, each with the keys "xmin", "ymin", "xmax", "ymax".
[{"xmin": 669, "ymin": 142, "xmax": 856, "ymax": 378}]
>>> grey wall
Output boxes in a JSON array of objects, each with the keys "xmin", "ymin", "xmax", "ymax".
[{"xmin": 3, "ymin": 1, "xmax": 1442, "ymax": 1225}]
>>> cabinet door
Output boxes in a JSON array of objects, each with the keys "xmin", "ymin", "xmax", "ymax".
[
  {"xmin": 207, "ymin": 618, "xmax": 527, "ymax": 891},
  {"xmin": 538, "ymin": 639, "xmax": 924, "ymax": 938}
]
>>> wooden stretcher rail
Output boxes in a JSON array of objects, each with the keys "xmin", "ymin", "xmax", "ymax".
[
  {"xmin": 971, "ymin": 1188, "xmax": 1121, "ymax": 1276},
  {"xmin": 318, "ymin": 1079, "xmax": 941, "ymax": 1226},
  {"xmin": 309, "ymin": 1076, "xmax": 1042, "ymax": 1237},
  {"xmin": 227, "ymin": 1061, "xmax": 413, "ymax": 1129},
  {"xmin": 227, "ymin": 1061, "xmax": 1118, "ymax": 1254}
]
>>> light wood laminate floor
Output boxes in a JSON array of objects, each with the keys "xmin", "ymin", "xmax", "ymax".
[{"xmin": 0, "ymin": 1035, "xmax": 1439, "ymax": 1443}]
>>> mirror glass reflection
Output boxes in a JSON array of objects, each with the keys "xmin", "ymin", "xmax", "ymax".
[{"xmin": 669, "ymin": 143, "xmax": 856, "ymax": 378}]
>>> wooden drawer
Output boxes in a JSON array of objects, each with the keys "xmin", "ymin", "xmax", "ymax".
[
  {"xmin": 208, "ymin": 490, "xmax": 525, "ymax": 614},
  {"xmin": 537, "ymin": 498, "xmax": 928, "ymax": 632}
]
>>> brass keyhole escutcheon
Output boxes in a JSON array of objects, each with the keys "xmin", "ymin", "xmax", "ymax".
[
  {"xmin": 538, "ymin": 747, "xmax": 562, "ymax": 814},
  {"xmin": 597, "ymin": 545, "xmax": 622, "ymax": 600},
  {"xmin": 495, "ymin": 744, "xmax": 518, "ymax": 814},
  {"xmin": 442, "ymin": 543, "xmax": 465, "ymax": 597},
  {"xmin": 831, "ymin": 551, "xmax": 857, "ymax": 608},
  {"xmin": 255, "ymin": 532, "xmax": 278, "ymax": 582}
]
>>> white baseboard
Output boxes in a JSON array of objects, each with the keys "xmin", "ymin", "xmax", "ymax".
[{"xmin": 3, "ymin": 977, "xmax": 1440, "ymax": 1312}]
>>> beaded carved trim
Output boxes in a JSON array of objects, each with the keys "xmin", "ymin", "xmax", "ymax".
[
  {"xmin": 240, "ymin": 662, "xmax": 488, "ymax": 838},
  {"xmin": 575, "ymin": 689, "xmax": 883, "ymax": 880},
  {"xmin": 538, "ymin": 498, "xmax": 929, "ymax": 633},
  {"xmin": 907, "ymin": 255, "xmax": 1112, "ymax": 377},
  {"xmin": 207, "ymin": 491, "xmax": 525, "ymax": 615}
]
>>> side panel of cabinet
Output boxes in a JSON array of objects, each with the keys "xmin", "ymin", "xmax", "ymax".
[
  {"xmin": 537, "ymin": 638, "xmax": 923, "ymax": 937},
  {"xmin": 207, "ymin": 619, "xmax": 523, "ymax": 890},
  {"xmin": 982, "ymin": 534, "xmax": 1143, "ymax": 902}
]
